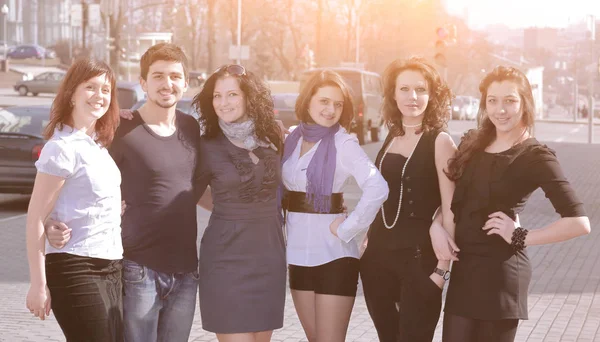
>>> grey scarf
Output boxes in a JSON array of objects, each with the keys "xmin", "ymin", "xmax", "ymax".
[{"xmin": 219, "ymin": 118, "xmax": 270, "ymax": 151}]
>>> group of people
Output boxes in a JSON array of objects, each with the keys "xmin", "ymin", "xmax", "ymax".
[{"xmin": 24, "ymin": 42, "xmax": 590, "ymax": 342}]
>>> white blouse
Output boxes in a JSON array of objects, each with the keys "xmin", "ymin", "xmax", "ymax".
[
  {"xmin": 36, "ymin": 127, "xmax": 123, "ymax": 260},
  {"xmin": 282, "ymin": 128, "xmax": 389, "ymax": 267}
]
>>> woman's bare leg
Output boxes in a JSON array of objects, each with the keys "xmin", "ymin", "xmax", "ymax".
[
  {"xmin": 314, "ymin": 293, "xmax": 355, "ymax": 342},
  {"xmin": 291, "ymin": 289, "xmax": 317, "ymax": 341}
]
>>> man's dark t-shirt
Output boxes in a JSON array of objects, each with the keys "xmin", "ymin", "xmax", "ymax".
[{"xmin": 110, "ymin": 110, "xmax": 200, "ymax": 274}]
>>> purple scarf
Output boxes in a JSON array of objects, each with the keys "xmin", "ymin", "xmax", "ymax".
[{"xmin": 282, "ymin": 123, "xmax": 340, "ymax": 213}]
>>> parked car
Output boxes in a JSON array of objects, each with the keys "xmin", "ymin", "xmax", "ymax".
[
  {"xmin": 188, "ymin": 71, "xmax": 207, "ymax": 88},
  {"xmin": 14, "ymin": 71, "xmax": 66, "ymax": 96},
  {"xmin": 452, "ymin": 95, "xmax": 479, "ymax": 120},
  {"xmin": 300, "ymin": 67, "xmax": 383, "ymax": 144},
  {"xmin": 7, "ymin": 44, "xmax": 55, "ymax": 59},
  {"xmin": 116, "ymin": 81, "xmax": 146, "ymax": 110},
  {"xmin": 130, "ymin": 97, "xmax": 199, "ymax": 119},
  {"xmin": 0, "ymin": 105, "xmax": 49, "ymax": 194},
  {"xmin": 272, "ymin": 93, "xmax": 299, "ymax": 128}
]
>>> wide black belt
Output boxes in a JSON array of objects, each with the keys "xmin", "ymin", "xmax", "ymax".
[{"xmin": 282, "ymin": 191, "xmax": 344, "ymax": 214}]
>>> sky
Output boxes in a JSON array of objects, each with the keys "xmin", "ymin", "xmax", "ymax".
[{"xmin": 445, "ymin": 0, "xmax": 600, "ymax": 29}]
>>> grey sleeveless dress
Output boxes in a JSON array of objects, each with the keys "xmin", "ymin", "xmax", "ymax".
[{"xmin": 197, "ymin": 133, "xmax": 286, "ymax": 334}]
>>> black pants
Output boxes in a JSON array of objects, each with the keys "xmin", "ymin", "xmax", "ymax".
[
  {"xmin": 442, "ymin": 313, "xmax": 518, "ymax": 342},
  {"xmin": 46, "ymin": 253, "xmax": 123, "ymax": 342},
  {"xmin": 360, "ymin": 244, "xmax": 442, "ymax": 342}
]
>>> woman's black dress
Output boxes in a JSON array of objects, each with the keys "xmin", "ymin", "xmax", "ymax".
[{"xmin": 445, "ymin": 138, "xmax": 586, "ymax": 320}]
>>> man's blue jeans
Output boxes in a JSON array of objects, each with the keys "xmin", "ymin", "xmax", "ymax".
[{"xmin": 122, "ymin": 259, "xmax": 199, "ymax": 342}]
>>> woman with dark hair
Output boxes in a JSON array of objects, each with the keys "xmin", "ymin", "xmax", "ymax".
[
  {"xmin": 281, "ymin": 69, "xmax": 388, "ymax": 342},
  {"xmin": 192, "ymin": 65, "xmax": 286, "ymax": 342},
  {"xmin": 442, "ymin": 66, "xmax": 590, "ymax": 342},
  {"xmin": 359, "ymin": 56, "xmax": 457, "ymax": 342},
  {"xmin": 25, "ymin": 58, "xmax": 123, "ymax": 341}
]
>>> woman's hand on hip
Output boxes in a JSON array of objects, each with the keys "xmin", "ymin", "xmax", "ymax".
[
  {"xmin": 482, "ymin": 211, "xmax": 517, "ymax": 244},
  {"xmin": 329, "ymin": 215, "xmax": 346, "ymax": 237},
  {"xmin": 44, "ymin": 219, "xmax": 71, "ymax": 249}
]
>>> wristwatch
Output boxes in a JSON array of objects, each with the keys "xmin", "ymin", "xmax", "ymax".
[{"xmin": 433, "ymin": 267, "xmax": 451, "ymax": 281}]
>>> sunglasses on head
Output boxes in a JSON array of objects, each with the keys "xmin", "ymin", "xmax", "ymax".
[{"xmin": 217, "ymin": 64, "xmax": 246, "ymax": 76}]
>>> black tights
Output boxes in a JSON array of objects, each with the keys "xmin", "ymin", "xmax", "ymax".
[{"xmin": 442, "ymin": 313, "xmax": 518, "ymax": 342}]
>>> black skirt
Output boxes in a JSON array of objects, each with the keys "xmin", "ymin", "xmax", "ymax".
[{"xmin": 444, "ymin": 249, "xmax": 532, "ymax": 320}]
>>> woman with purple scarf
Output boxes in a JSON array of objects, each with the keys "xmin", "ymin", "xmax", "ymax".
[{"xmin": 281, "ymin": 70, "xmax": 389, "ymax": 342}]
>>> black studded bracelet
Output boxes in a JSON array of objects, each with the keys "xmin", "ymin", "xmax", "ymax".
[{"xmin": 511, "ymin": 227, "xmax": 528, "ymax": 252}]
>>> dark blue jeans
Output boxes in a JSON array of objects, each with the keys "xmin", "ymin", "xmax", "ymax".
[
  {"xmin": 122, "ymin": 259, "xmax": 199, "ymax": 342},
  {"xmin": 45, "ymin": 253, "xmax": 123, "ymax": 342}
]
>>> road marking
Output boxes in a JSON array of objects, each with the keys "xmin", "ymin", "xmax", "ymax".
[
  {"xmin": 0, "ymin": 213, "xmax": 27, "ymax": 223},
  {"xmin": 555, "ymin": 125, "xmax": 583, "ymax": 142}
]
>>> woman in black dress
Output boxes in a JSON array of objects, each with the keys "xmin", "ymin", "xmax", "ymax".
[{"xmin": 442, "ymin": 66, "xmax": 591, "ymax": 342}]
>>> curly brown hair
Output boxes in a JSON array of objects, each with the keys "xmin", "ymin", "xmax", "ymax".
[
  {"xmin": 446, "ymin": 66, "xmax": 536, "ymax": 181},
  {"xmin": 192, "ymin": 65, "xmax": 282, "ymax": 151},
  {"xmin": 382, "ymin": 56, "xmax": 452, "ymax": 137},
  {"xmin": 295, "ymin": 69, "xmax": 354, "ymax": 130},
  {"xmin": 44, "ymin": 58, "xmax": 120, "ymax": 147}
]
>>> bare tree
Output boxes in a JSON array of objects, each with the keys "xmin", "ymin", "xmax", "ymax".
[
  {"xmin": 206, "ymin": 0, "xmax": 216, "ymax": 71},
  {"xmin": 178, "ymin": 0, "xmax": 206, "ymax": 70}
]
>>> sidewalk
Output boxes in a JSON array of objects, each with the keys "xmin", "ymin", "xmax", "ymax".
[{"xmin": 0, "ymin": 141, "xmax": 599, "ymax": 341}]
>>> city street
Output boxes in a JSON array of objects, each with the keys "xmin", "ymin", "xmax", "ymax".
[
  {"xmin": 0, "ymin": 137, "xmax": 599, "ymax": 341},
  {"xmin": 3, "ymin": 0, "xmax": 600, "ymax": 338}
]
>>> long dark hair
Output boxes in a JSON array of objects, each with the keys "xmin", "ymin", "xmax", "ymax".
[
  {"xmin": 382, "ymin": 56, "xmax": 452, "ymax": 136},
  {"xmin": 295, "ymin": 69, "xmax": 354, "ymax": 130},
  {"xmin": 45, "ymin": 58, "xmax": 119, "ymax": 147},
  {"xmin": 192, "ymin": 66, "xmax": 283, "ymax": 151},
  {"xmin": 446, "ymin": 66, "xmax": 536, "ymax": 181}
]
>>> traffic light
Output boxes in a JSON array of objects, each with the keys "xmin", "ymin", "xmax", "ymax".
[
  {"xmin": 434, "ymin": 24, "xmax": 457, "ymax": 68},
  {"xmin": 434, "ymin": 27, "xmax": 449, "ymax": 67}
]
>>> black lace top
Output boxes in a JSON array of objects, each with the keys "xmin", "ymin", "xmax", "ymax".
[{"xmin": 196, "ymin": 132, "xmax": 281, "ymax": 217}]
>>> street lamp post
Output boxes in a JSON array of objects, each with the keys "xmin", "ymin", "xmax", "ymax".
[
  {"xmin": 1, "ymin": 4, "xmax": 8, "ymax": 62},
  {"xmin": 589, "ymin": 15, "xmax": 595, "ymax": 144},
  {"xmin": 355, "ymin": 8, "xmax": 360, "ymax": 64},
  {"xmin": 236, "ymin": 0, "xmax": 241, "ymax": 64}
]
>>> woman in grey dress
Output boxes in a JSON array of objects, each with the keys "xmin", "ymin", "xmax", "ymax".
[{"xmin": 192, "ymin": 64, "xmax": 286, "ymax": 342}]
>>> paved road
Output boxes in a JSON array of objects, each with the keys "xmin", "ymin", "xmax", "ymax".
[
  {"xmin": 0, "ymin": 88, "xmax": 56, "ymax": 108},
  {"xmin": 1, "ymin": 139, "xmax": 599, "ymax": 341}
]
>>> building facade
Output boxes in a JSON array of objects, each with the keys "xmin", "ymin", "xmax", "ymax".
[{"xmin": 0, "ymin": 0, "xmax": 88, "ymax": 48}]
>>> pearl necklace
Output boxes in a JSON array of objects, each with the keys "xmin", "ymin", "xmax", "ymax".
[
  {"xmin": 402, "ymin": 122, "xmax": 422, "ymax": 128},
  {"xmin": 378, "ymin": 133, "xmax": 423, "ymax": 229}
]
